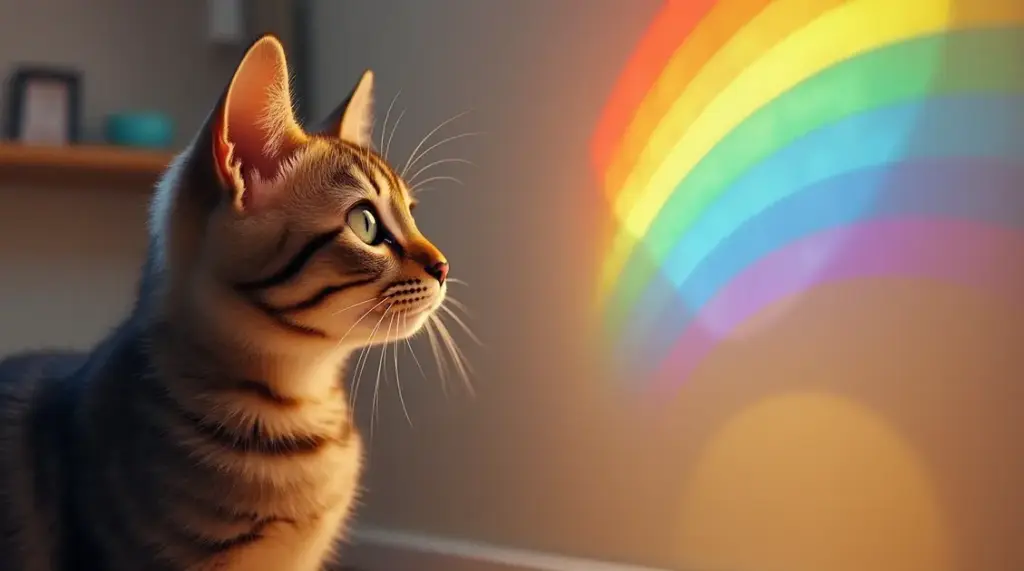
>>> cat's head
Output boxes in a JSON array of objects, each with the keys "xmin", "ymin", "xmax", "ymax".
[{"xmin": 150, "ymin": 35, "xmax": 447, "ymax": 353}]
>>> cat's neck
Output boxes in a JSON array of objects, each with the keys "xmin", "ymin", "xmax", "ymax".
[
  {"xmin": 164, "ymin": 318, "xmax": 352, "ymax": 403},
  {"xmin": 138, "ymin": 266, "xmax": 356, "ymax": 402}
]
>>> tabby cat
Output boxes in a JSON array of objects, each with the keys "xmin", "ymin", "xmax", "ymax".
[{"xmin": 0, "ymin": 35, "xmax": 449, "ymax": 571}]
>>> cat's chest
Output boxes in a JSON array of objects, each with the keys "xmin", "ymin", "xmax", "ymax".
[
  {"xmin": 202, "ymin": 502, "xmax": 355, "ymax": 571},
  {"xmin": 195, "ymin": 429, "xmax": 364, "ymax": 571}
]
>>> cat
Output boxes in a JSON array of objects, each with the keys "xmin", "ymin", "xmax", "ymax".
[{"xmin": 0, "ymin": 34, "xmax": 450, "ymax": 571}]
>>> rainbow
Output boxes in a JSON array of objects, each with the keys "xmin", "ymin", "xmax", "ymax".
[{"xmin": 591, "ymin": 0, "xmax": 1024, "ymax": 385}]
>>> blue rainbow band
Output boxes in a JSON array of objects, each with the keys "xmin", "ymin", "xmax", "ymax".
[{"xmin": 615, "ymin": 95, "xmax": 1024, "ymax": 373}]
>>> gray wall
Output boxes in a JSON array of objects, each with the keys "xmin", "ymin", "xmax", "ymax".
[{"xmin": 310, "ymin": 3, "xmax": 1024, "ymax": 571}]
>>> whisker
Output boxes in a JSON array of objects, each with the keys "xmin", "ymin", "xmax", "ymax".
[
  {"xmin": 336, "ymin": 297, "xmax": 390, "ymax": 349},
  {"xmin": 446, "ymin": 277, "xmax": 470, "ymax": 287},
  {"xmin": 424, "ymin": 317, "xmax": 450, "ymax": 396},
  {"xmin": 371, "ymin": 312, "xmax": 397, "ymax": 437},
  {"xmin": 350, "ymin": 304, "xmax": 391, "ymax": 411},
  {"xmin": 432, "ymin": 314, "xmax": 474, "ymax": 375},
  {"xmin": 348, "ymin": 337, "xmax": 375, "ymax": 412},
  {"xmin": 394, "ymin": 314, "xmax": 405, "ymax": 384},
  {"xmin": 355, "ymin": 306, "xmax": 390, "ymax": 381},
  {"xmin": 443, "ymin": 296, "xmax": 473, "ymax": 317},
  {"xmin": 404, "ymin": 314, "xmax": 429, "ymax": 382},
  {"xmin": 411, "ymin": 176, "xmax": 463, "ymax": 193},
  {"xmin": 349, "ymin": 312, "xmax": 387, "ymax": 412},
  {"xmin": 379, "ymin": 90, "xmax": 402, "ymax": 154},
  {"xmin": 307, "ymin": 296, "xmax": 385, "ymax": 374},
  {"xmin": 385, "ymin": 108, "xmax": 407, "ymax": 163},
  {"xmin": 403, "ymin": 131, "xmax": 484, "ymax": 180},
  {"xmin": 332, "ymin": 296, "xmax": 380, "ymax": 316},
  {"xmin": 393, "ymin": 315, "xmax": 413, "ymax": 427},
  {"xmin": 321, "ymin": 296, "xmax": 388, "ymax": 373},
  {"xmin": 439, "ymin": 304, "xmax": 483, "ymax": 346},
  {"xmin": 400, "ymin": 110, "xmax": 474, "ymax": 178},
  {"xmin": 431, "ymin": 314, "xmax": 474, "ymax": 396},
  {"xmin": 407, "ymin": 158, "xmax": 474, "ymax": 187}
]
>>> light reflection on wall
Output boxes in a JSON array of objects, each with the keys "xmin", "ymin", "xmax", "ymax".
[{"xmin": 674, "ymin": 393, "xmax": 951, "ymax": 571}]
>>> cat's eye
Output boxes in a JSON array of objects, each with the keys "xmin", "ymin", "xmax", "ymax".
[{"xmin": 347, "ymin": 205, "xmax": 379, "ymax": 244}]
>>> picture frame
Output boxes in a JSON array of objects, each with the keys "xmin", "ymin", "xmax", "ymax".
[{"xmin": 4, "ymin": 66, "xmax": 81, "ymax": 145}]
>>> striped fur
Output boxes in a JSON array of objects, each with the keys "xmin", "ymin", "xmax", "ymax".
[{"xmin": 0, "ymin": 35, "xmax": 448, "ymax": 571}]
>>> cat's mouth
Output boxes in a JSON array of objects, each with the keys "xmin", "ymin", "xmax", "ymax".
[
  {"xmin": 376, "ymin": 292, "xmax": 438, "ymax": 317},
  {"xmin": 377, "ymin": 279, "xmax": 441, "ymax": 317}
]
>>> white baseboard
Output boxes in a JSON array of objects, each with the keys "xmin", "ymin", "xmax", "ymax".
[{"xmin": 346, "ymin": 526, "xmax": 673, "ymax": 571}]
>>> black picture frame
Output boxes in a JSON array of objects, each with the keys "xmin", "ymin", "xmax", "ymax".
[{"xmin": 4, "ymin": 66, "xmax": 81, "ymax": 145}]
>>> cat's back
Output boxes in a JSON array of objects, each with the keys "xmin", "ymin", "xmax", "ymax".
[{"xmin": 0, "ymin": 349, "xmax": 87, "ymax": 571}]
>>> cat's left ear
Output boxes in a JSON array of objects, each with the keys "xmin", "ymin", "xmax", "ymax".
[
  {"xmin": 213, "ymin": 34, "xmax": 307, "ymax": 212},
  {"xmin": 313, "ymin": 70, "xmax": 375, "ymax": 147}
]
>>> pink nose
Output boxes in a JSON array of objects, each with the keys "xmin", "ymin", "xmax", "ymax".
[{"xmin": 426, "ymin": 261, "xmax": 449, "ymax": 285}]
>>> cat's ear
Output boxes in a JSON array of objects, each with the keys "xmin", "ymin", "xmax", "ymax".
[
  {"xmin": 212, "ymin": 34, "xmax": 307, "ymax": 212},
  {"xmin": 313, "ymin": 70, "xmax": 375, "ymax": 147}
]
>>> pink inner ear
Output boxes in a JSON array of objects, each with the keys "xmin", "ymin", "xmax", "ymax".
[
  {"xmin": 228, "ymin": 96, "xmax": 295, "ymax": 175},
  {"xmin": 217, "ymin": 43, "xmax": 306, "ymax": 211},
  {"xmin": 217, "ymin": 118, "xmax": 301, "ymax": 211},
  {"xmin": 229, "ymin": 123, "xmax": 296, "ymax": 210},
  {"xmin": 233, "ymin": 123, "xmax": 281, "ymax": 180}
]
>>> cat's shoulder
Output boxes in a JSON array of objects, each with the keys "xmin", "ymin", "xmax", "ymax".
[
  {"xmin": 0, "ymin": 350, "xmax": 88, "ymax": 402},
  {"xmin": 0, "ymin": 350, "xmax": 88, "ymax": 383}
]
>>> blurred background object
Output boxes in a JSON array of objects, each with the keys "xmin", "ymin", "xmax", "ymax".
[
  {"xmin": 104, "ymin": 111, "xmax": 174, "ymax": 150},
  {"xmin": 4, "ymin": 66, "xmax": 81, "ymax": 145}
]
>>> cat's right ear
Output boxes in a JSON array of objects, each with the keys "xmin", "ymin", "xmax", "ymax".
[
  {"xmin": 312, "ymin": 70, "xmax": 375, "ymax": 148},
  {"xmin": 211, "ymin": 34, "xmax": 308, "ymax": 213}
]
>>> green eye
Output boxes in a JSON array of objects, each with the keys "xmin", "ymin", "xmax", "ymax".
[{"xmin": 347, "ymin": 205, "xmax": 378, "ymax": 244}]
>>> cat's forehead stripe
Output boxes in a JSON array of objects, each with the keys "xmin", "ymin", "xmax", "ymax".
[
  {"xmin": 360, "ymin": 149, "xmax": 403, "ymax": 200},
  {"xmin": 347, "ymin": 160, "xmax": 377, "ymax": 195},
  {"xmin": 329, "ymin": 164, "xmax": 361, "ymax": 191},
  {"xmin": 333, "ymin": 139, "xmax": 406, "ymax": 200}
]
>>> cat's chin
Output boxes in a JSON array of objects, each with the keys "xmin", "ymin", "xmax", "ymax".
[
  {"xmin": 389, "ymin": 307, "xmax": 436, "ymax": 339},
  {"xmin": 394, "ymin": 306, "xmax": 435, "ymax": 333},
  {"xmin": 341, "ymin": 305, "xmax": 434, "ymax": 347}
]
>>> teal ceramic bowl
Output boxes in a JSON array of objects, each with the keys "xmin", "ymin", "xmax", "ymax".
[{"xmin": 105, "ymin": 112, "xmax": 174, "ymax": 149}]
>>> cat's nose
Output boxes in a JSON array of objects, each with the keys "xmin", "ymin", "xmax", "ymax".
[
  {"xmin": 407, "ymin": 236, "xmax": 448, "ymax": 284},
  {"xmin": 425, "ymin": 261, "xmax": 449, "ymax": 285}
]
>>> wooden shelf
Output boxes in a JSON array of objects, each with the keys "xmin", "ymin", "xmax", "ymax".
[{"xmin": 0, "ymin": 143, "xmax": 173, "ymax": 190}]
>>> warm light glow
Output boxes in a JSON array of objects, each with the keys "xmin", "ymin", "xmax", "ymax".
[
  {"xmin": 591, "ymin": 0, "xmax": 1024, "ymax": 384},
  {"xmin": 675, "ymin": 393, "xmax": 952, "ymax": 571}
]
